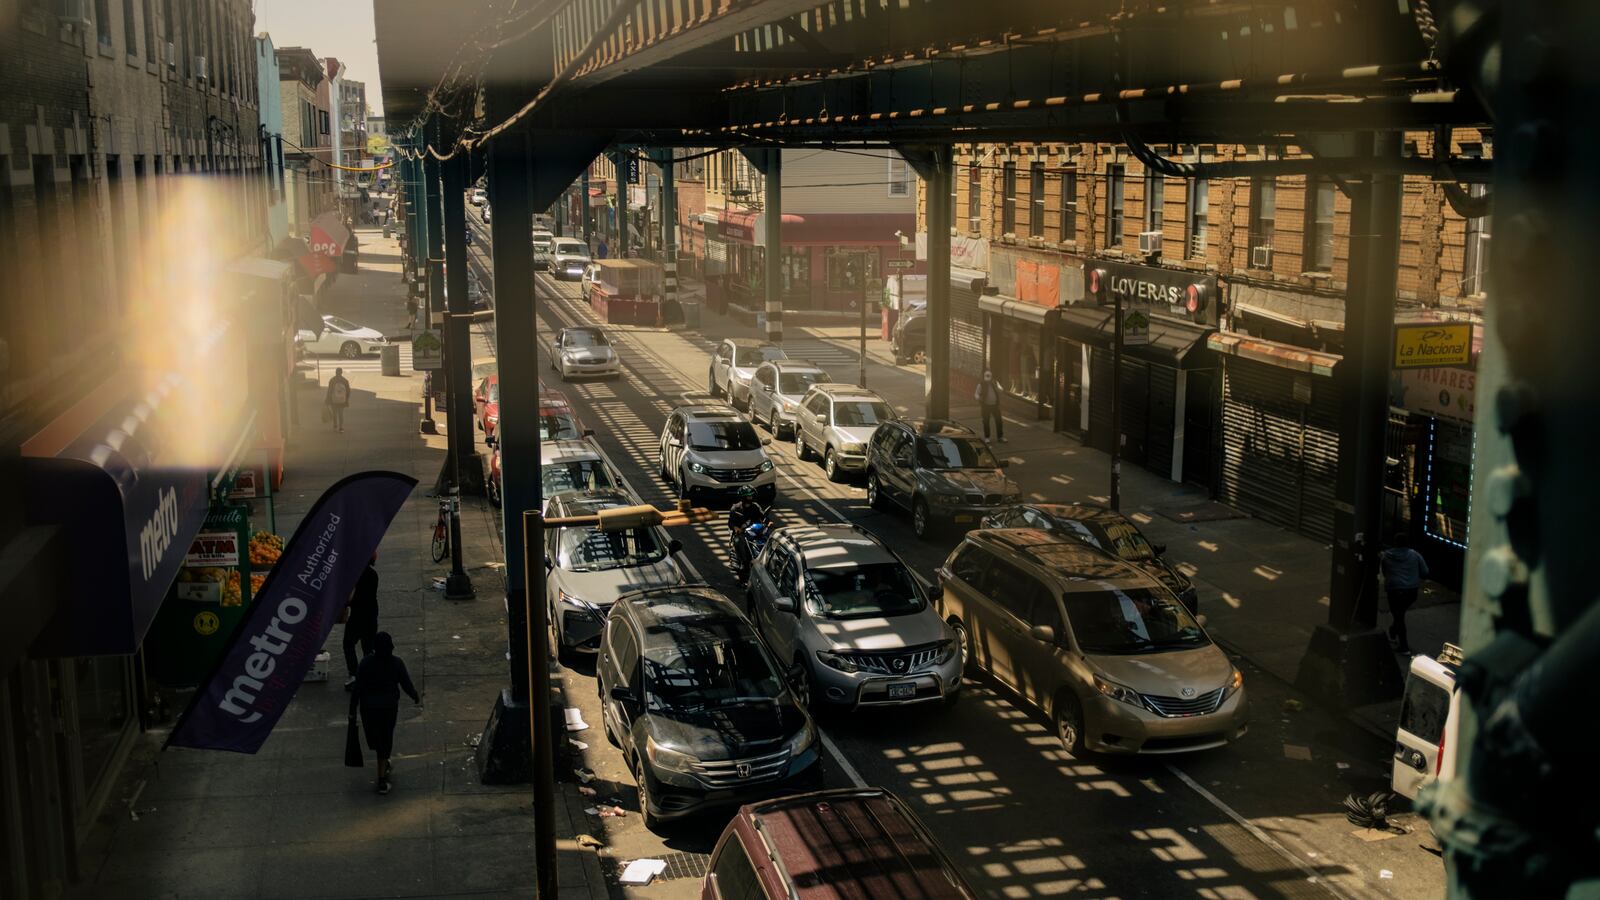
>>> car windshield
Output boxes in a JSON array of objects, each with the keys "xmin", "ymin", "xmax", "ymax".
[
  {"xmin": 564, "ymin": 330, "xmax": 609, "ymax": 348},
  {"xmin": 687, "ymin": 420, "xmax": 761, "ymax": 451},
  {"xmin": 1058, "ymin": 517, "xmax": 1157, "ymax": 562},
  {"xmin": 736, "ymin": 346, "xmax": 787, "ymax": 367},
  {"xmin": 555, "ymin": 240, "xmax": 586, "ymax": 255},
  {"xmin": 917, "ymin": 436, "xmax": 998, "ymax": 469},
  {"xmin": 488, "ymin": 383, "xmax": 500, "ymax": 403},
  {"xmin": 542, "ymin": 460, "xmax": 614, "ymax": 495},
  {"xmin": 778, "ymin": 371, "xmax": 829, "ymax": 394},
  {"xmin": 537, "ymin": 414, "xmax": 581, "ymax": 441},
  {"xmin": 643, "ymin": 636, "xmax": 784, "ymax": 712},
  {"xmin": 1064, "ymin": 587, "xmax": 1209, "ymax": 654},
  {"xmin": 325, "ymin": 316, "xmax": 360, "ymax": 332},
  {"xmin": 558, "ymin": 526, "xmax": 667, "ymax": 572},
  {"xmin": 833, "ymin": 401, "xmax": 895, "ymax": 427},
  {"xmin": 803, "ymin": 562, "xmax": 926, "ymax": 619}
]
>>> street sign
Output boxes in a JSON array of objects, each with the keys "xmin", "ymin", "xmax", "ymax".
[
  {"xmin": 412, "ymin": 330, "xmax": 443, "ymax": 370},
  {"xmin": 1122, "ymin": 309, "xmax": 1151, "ymax": 346},
  {"xmin": 1393, "ymin": 322, "xmax": 1472, "ymax": 369},
  {"xmin": 886, "ymin": 259, "xmax": 915, "ymax": 269}
]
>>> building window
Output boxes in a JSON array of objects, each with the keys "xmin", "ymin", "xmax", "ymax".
[
  {"xmin": 1186, "ymin": 178, "xmax": 1209, "ymax": 259},
  {"xmin": 1106, "ymin": 164, "xmax": 1125, "ymax": 246},
  {"xmin": 1304, "ymin": 177, "xmax": 1335, "ymax": 272},
  {"xmin": 1247, "ymin": 177, "xmax": 1276, "ymax": 266},
  {"xmin": 1029, "ymin": 161, "xmax": 1045, "ymax": 237},
  {"xmin": 95, "ymin": 0, "xmax": 113, "ymax": 45},
  {"xmin": 318, "ymin": 109, "xmax": 330, "ymax": 136},
  {"xmin": 1462, "ymin": 183, "xmax": 1490, "ymax": 295},
  {"xmin": 780, "ymin": 246, "xmax": 811, "ymax": 294},
  {"xmin": 123, "ymin": 0, "xmax": 138, "ymax": 54},
  {"xmin": 1059, "ymin": 167, "xmax": 1077, "ymax": 242},
  {"xmin": 887, "ymin": 155, "xmax": 910, "ymax": 197},
  {"xmin": 142, "ymin": 0, "xmax": 156, "ymax": 62},
  {"xmin": 1001, "ymin": 161, "xmax": 1016, "ymax": 235},
  {"xmin": 825, "ymin": 247, "xmax": 879, "ymax": 292},
  {"xmin": 1144, "ymin": 171, "xmax": 1163, "ymax": 234},
  {"xmin": 967, "ymin": 164, "xmax": 980, "ymax": 232}
]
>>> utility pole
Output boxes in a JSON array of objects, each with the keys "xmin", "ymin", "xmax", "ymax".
[
  {"xmin": 1110, "ymin": 287, "xmax": 1122, "ymax": 512},
  {"xmin": 858, "ymin": 251, "xmax": 869, "ymax": 388},
  {"xmin": 764, "ymin": 148, "xmax": 783, "ymax": 344}
]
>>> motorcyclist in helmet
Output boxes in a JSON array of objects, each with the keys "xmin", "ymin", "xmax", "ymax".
[{"xmin": 728, "ymin": 486, "xmax": 766, "ymax": 579}]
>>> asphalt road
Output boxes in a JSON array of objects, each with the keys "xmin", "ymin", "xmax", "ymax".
[{"xmin": 459, "ymin": 214, "xmax": 1433, "ymax": 899}]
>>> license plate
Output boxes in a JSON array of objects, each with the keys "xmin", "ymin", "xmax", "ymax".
[
  {"xmin": 887, "ymin": 682, "xmax": 917, "ymax": 700},
  {"xmin": 953, "ymin": 515, "xmax": 975, "ymax": 524}
]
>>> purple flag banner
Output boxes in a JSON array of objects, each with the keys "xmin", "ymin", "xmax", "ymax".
[{"xmin": 167, "ymin": 471, "xmax": 417, "ymax": 753}]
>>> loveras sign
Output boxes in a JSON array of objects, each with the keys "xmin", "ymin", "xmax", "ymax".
[{"xmin": 1393, "ymin": 323, "xmax": 1473, "ymax": 369}]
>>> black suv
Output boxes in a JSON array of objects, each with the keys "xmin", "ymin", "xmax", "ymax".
[
  {"xmin": 597, "ymin": 586, "xmax": 822, "ymax": 831},
  {"xmin": 865, "ymin": 419, "xmax": 1020, "ymax": 539}
]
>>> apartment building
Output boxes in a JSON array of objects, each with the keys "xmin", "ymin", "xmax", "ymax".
[
  {"xmin": 918, "ymin": 135, "xmax": 1489, "ymax": 570},
  {"xmin": 276, "ymin": 45, "xmax": 333, "ymax": 237}
]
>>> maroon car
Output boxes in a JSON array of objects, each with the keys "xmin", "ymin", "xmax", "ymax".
[{"xmin": 701, "ymin": 787, "xmax": 976, "ymax": 899}]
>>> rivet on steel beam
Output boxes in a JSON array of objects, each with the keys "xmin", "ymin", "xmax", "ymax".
[
  {"xmin": 1479, "ymin": 545, "xmax": 1530, "ymax": 599},
  {"xmin": 1484, "ymin": 464, "xmax": 1532, "ymax": 518}
]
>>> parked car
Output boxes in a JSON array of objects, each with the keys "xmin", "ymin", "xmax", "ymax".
[
  {"xmin": 580, "ymin": 263, "xmax": 600, "ymax": 300},
  {"xmin": 749, "ymin": 524, "xmax": 961, "ymax": 710},
  {"xmin": 597, "ymin": 586, "xmax": 822, "ymax": 830},
  {"xmin": 747, "ymin": 360, "xmax": 831, "ymax": 438},
  {"xmin": 480, "ymin": 203, "xmax": 491, "ymax": 223},
  {"xmin": 982, "ymin": 503, "xmax": 1199, "ymax": 613},
  {"xmin": 936, "ymin": 528, "xmax": 1248, "ymax": 754},
  {"xmin": 536, "ymin": 401, "xmax": 590, "ymax": 443},
  {"xmin": 865, "ymin": 419, "xmax": 1018, "ymax": 539},
  {"xmin": 551, "ymin": 237, "xmax": 591, "ymax": 280},
  {"xmin": 475, "ymin": 375, "xmax": 591, "ymax": 441},
  {"xmin": 701, "ymin": 788, "xmax": 978, "ymax": 900},
  {"xmin": 794, "ymin": 384, "xmax": 897, "ymax": 482},
  {"xmin": 658, "ymin": 405, "xmax": 776, "ymax": 505},
  {"xmin": 539, "ymin": 440, "xmax": 620, "ymax": 507},
  {"xmin": 892, "ymin": 307, "xmax": 926, "ymax": 364},
  {"xmin": 531, "ymin": 229, "xmax": 555, "ymax": 270},
  {"xmin": 469, "ymin": 187, "xmax": 487, "ymax": 207},
  {"xmin": 545, "ymin": 490, "xmax": 685, "ymax": 663},
  {"xmin": 1393, "ymin": 643, "xmax": 1461, "ymax": 801},
  {"xmin": 295, "ymin": 315, "xmax": 388, "ymax": 359},
  {"xmin": 486, "ymin": 442, "xmax": 503, "ymax": 507},
  {"xmin": 709, "ymin": 338, "xmax": 788, "ymax": 408},
  {"xmin": 550, "ymin": 326, "xmax": 621, "ymax": 379},
  {"xmin": 467, "ymin": 275, "xmax": 488, "ymax": 312},
  {"xmin": 474, "ymin": 374, "xmax": 500, "ymax": 435}
]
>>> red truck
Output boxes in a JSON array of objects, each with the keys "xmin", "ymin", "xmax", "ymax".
[{"xmin": 585, "ymin": 258, "xmax": 663, "ymax": 326}]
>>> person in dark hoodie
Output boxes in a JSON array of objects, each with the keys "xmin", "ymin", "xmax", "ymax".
[{"xmin": 348, "ymin": 632, "xmax": 420, "ymax": 795}]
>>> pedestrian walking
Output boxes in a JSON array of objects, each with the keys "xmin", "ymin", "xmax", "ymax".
[
  {"xmin": 325, "ymin": 367, "xmax": 351, "ymax": 432},
  {"xmin": 974, "ymin": 370, "xmax": 1006, "ymax": 443},
  {"xmin": 343, "ymin": 555, "xmax": 380, "ymax": 690},
  {"xmin": 348, "ymin": 632, "xmax": 420, "ymax": 795},
  {"xmin": 1381, "ymin": 533, "xmax": 1429, "ymax": 654},
  {"xmin": 405, "ymin": 295, "xmax": 418, "ymax": 330}
]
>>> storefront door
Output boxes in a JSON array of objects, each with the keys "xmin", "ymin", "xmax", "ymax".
[{"xmin": 1054, "ymin": 338, "xmax": 1083, "ymax": 435}]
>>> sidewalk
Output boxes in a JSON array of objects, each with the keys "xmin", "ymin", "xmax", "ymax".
[
  {"xmin": 69, "ymin": 230, "xmax": 608, "ymax": 900},
  {"xmin": 677, "ymin": 273, "xmax": 1460, "ymax": 738}
]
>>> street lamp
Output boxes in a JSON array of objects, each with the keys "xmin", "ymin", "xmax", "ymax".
[{"xmin": 519, "ymin": 500, "xmax": 715, "ymax": 898}]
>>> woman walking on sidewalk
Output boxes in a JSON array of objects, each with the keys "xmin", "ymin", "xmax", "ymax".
[{"xmin": 348, "ymin": 632, "xmax": 420, "ymax": 795}]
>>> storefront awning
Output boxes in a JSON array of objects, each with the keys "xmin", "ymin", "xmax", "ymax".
[
  {"xmin": 979, "ymin": 293, "xmax": 1053, "ymax": 326},
  {"xmin": 951, "ymin": 266, "xmax": 990, "ymax": 295},
  {"xmin": 1206, "ymin": 332, "xmax": 1341, "ymax": 376},
  {"xmin": 1056, "ymin": 305, "xmax": 1215, "ymax": 367}
]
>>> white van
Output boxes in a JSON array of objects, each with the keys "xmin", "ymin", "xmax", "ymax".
[{"xmin": 1391, "ymin": 643, "xmax": 1462, "ymax": 801}]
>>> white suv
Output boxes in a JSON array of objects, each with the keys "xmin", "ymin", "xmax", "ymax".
[{"xmin": 658, "ymin": 405, "xmax": 776, "ymax": 505}]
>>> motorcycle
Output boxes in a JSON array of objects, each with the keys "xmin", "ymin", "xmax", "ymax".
[{"xmin": 729, "ymin": 516, "xmax": 773, "ymax": 584}]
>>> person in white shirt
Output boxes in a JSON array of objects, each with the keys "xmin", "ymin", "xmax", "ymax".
[{"xmin": 974, "ymin": 370, "xmax": 1005, "ymax": 442}]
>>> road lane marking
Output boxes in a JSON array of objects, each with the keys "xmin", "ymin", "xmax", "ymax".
[
  {"xmin": 820, "ymin": 730, "xmax": 869, "ymax": 789},
  {"xmin": 1164, "ymin": 764, "xmax": 1348, "ymax": 899}
]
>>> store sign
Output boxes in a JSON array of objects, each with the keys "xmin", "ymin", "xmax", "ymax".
[
  {"xmin": 1085, "ymin": 260, "xmax": 1219, "ymax": 325},
  {"xmin": 228, "ymin": 466, "xmax": 262, "ymax": 499},
  {"xmin": 1393, "ymin": 366, "xmax": 1477, "ymax": 424},
  {"xmin": 185, "ymin": 531, "xmax": 241, "ymax": 567},
  {"xmin": 1394, "ymin": 323, "xmax": 1473, "ymax": 369},
  {"xmin": 167, "ymin": 470, "xmax": 417, "ymax": 754},
  {"xmin": 1122, "ymin": 309, "xmax": 1151, "ymax": 346},
  {"xmin": 412, "ymin": 330, "xmax": 443, "ymax": 370}
]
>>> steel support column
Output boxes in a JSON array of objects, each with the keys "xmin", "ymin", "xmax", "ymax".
[
  {"xmin": 441, "ymin": 156, "xmax": 485, "ymax": 498},
  {"xmin": 654, "ymin": 151, "xmax": 679, "ymax": 323},
  {"xmin": 581, "ymin": 169, "xmax": 593, "ymax": 246},
  {"xmin": 923, "ymin": 147, "xmax": 952, "ymax": 420},
  {"xmin": 422, "ymin": 124, "xmax": 446, "ymax": 434},
  {"xmin": 1297, "ymin": 132, "xmax": 1404, "ymax": 706},
  {"xmin": 764, "ymin": 148, "xmax": 783, "ymax": 343}
]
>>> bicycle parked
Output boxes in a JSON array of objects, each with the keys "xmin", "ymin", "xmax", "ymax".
[{"xmin": 431, "ymin": 491, "xmax": 458, "ymax": 563}]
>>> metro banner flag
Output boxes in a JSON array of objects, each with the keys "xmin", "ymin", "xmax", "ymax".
[{"xmin": 166, "ymin": 471, "xmax": 417, "ymax": 753}]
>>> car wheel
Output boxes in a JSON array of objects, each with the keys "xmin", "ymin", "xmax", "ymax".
[
  {"xmin": 949, "ymin": 618, "xmax": 976, "ymax": 677},
  {"xmin": 794, "ymin": 656, "xmax": 818, "ymax": 710},
  {"xmin": 487, "ymin": 479, "xmax": 501, "ymax": 509},
  {"xmin": 676, "ymin": 468, "xmax": 691, "ymax": 501},
  {"xmin": 795, "ymin": 432, "xmax": 812, "ymax": 462},
  {"xmin": 912, "ymin": 497, "xmax": 934, "ymax": 539},
  {"xmin": 866, "ymin": 472, "xmax": 884, "ymax": 510},
  {"xmin": 709, "ymin": 370, "xmax": 722, "ymax": 397},
  {"xmin": 912, "ymin": 349, "xmax": 926, "ymax": 364},
  {"xmin": 339, "ymin": 341, "xmax": 361, "ymax": 359},
  {"xmin": 547, "ymin": 604, "xmax": 571, "ymax": 667},
  {"xmin": 824, "ymin": 448, "xmax": 842, "ymax": 483},
  {"xmin": 633, "ymin": 760, "xmax": 665, "ymax": 833},
  {"xmin": 1054, "ymin": 693, "xmax": 1086, "ymax": 756}
]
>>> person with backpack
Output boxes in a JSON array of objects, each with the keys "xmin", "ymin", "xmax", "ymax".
[
  {"xmin": 326, "ymin": 367, "xmax": 351, "ymax": 432},
  {"xmin": 1381, "ymin": 533, "xmax": 1429, "ymax": 655},
  {"xmin": 348, "ymin": 632, "xmax": 420, "ymax": 795}
]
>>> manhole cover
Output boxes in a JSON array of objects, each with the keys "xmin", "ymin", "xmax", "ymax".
[{"xmin": 656, "ymin": 852, "xmax": 710, "ymax": 881}]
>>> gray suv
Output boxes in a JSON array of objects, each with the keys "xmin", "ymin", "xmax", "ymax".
[
  {"xmin": 748, "ymin": 360, "xmax": 831, "ymax": 438},
  {"xmin": 748, "ymin": 524, "xmax": 961, "ymax": 710},
  {"xmin": 658, "ymin": 405, "xmax": 777, "ymax": 505},
  {"xmin": 793, "ymin": 385, "xmax": 898, "ymax": 482},
  {"xmin": 865, "ymin": 420, "xmax": 1019, "ymax": 539}
]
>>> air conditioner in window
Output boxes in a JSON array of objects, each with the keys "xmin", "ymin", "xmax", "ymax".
[
  {"xmin": 1251, "ymin": 245, "xmax": 1273, "ymax": 268},
  {"xmin": 1138, "ymin": 230, "xmax": 1162, "ymax": 256},
  {"xmin": 58, "ymin": 0, "xmax": 91, "ymax": 27},
  {"xmin": 165, "ymin": 41, "xmax": 176, "ymax": 67},
  {"xmin": 196, "ymin": 55, "xmax": 208, "ymax": 80}
]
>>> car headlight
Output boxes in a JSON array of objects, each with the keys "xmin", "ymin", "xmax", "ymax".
[
  {"xmin": 646, "ymin": 736, "xmax": 699, "ymax": 773},
  {"xmin": 1092, "ymin": 673, "xmax": 1144, "ymax": 709},
  {"xmin": 781, "ymin": 400, "xmax": 796, "ymax": 412},
  {"xmin": 1224, "ymin": 667, "xmax": 1243, "ymax": 697},
  {"xmin": 815, "ymin": 649, "xmax": 859, "ymax": 673},
  {"xmin": 841, "ymin": 441, "xmax": 865, "ymax": 454},
  {"xmin": 759, "ymin": 459, "xmax": 774, "ymax": 473},
  {"xmin": 785, "ymin": 719, "xmax": 817, "ymax": 757},
  {"xmin": 558, "ymin": 590, "xmax": 599, "ymax": 620},
  {"xmin": 687, "ymin": 461, "xmax": 707, "ymax": 474},
  {"xmin": 927, "ymin": 492, "xmax": 961, "ymax": 507},
  {"xmin": 935, "ymin": 639, "xmax": 957, "ymax": 665}
]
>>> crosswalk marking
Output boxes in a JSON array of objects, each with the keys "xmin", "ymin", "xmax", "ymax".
[{"xmin": 298, "ymin": 344, "xmax": 414, "ymax": 376}]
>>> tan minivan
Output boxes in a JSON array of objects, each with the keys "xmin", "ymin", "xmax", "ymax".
[{"xmin": 935, "ymin": 529, "xmax": 1248, "ymax": 755}]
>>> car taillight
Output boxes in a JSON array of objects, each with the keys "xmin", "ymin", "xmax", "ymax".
[{"xmin": 1436, "ymin": 730, "xmax": 1446, "ymax": 775}]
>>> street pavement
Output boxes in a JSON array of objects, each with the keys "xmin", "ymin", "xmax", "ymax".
[{"xmin": 462, "ymin": 217, "xmax": 1452, "ymax": 898}]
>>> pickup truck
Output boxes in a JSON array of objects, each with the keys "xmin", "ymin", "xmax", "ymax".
[
  {"xmin": 531, "ymin": 229, "xmax": 555, "ymax": 270},
  {"xmin": 550, "ymin": 237, "xmax": 592, "ymax": 281}
]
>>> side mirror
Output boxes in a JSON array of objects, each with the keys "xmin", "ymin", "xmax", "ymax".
[
  {"xmin": 543, "ymin": 556, "xmax": 554, "ymax": 571},
  {"xmin": 772, "ymin": 595, "xmax": 796, "ymax": 614},
  {"xmin": 1195, "ymin": 614, "xmax": 1208, "ymax": 628},
  {"xmin": 667, "ymin": 436, "xmax": 682, "ymax": 448},
  {"xmin": 1153, "ymin": 543, "xmax": 1168, "ymax": 556},
  {"xmin": 582, "ymin": 429, "xmax": 595, "ymax": 438},
  {"xmin": 667, "ymin": 539, "xmax": 684, "ymax": 555},
  {"xmin": 609, "ymin": 685, "xmax": 636, "ymax": 704},
  {"xmin": 761, "ymin": 437, "xmax": 773, "ymax": 446},
  {"xmin": 1029, "ymin": 625, "xmax": 1057, "ymax": 644},
  {"xmin": 484, "ymin": 435, "xmax": 497, "ymax": 447},
  {"xmin": 786, "ymin": 663, "xmax": 806, "ymax": 685}
]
